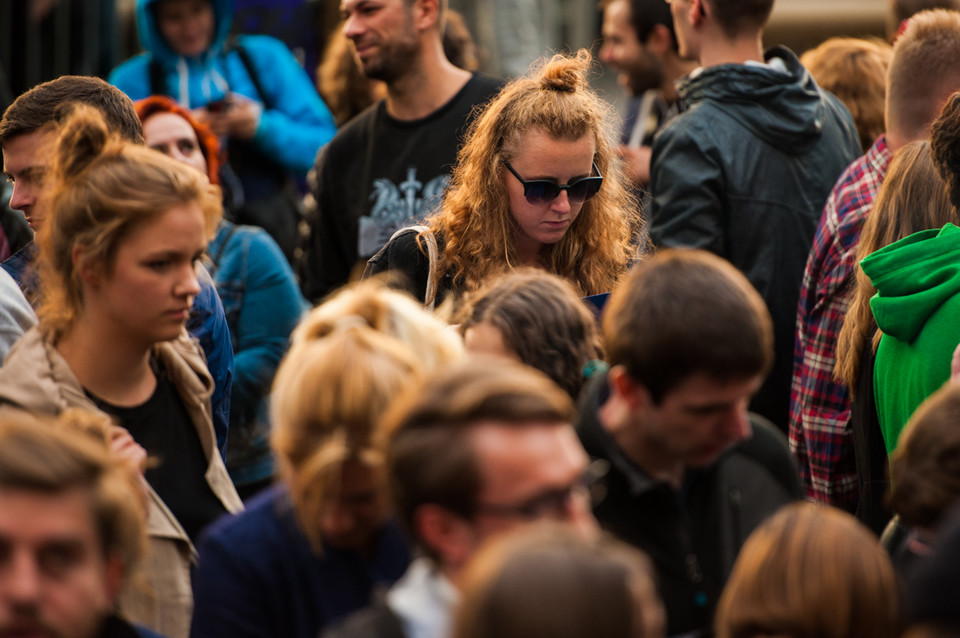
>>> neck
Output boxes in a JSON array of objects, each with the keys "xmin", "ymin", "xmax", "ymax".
[
  {"xmin": 661, "ymin": 54, "xmax": 698, "ymax": 102},
  {"xmin": 598, "ymin": 397, "xmax": 685, "ymax": 488},
  {"xmin": 385, "ymin": 38, "xmax": 472, "ymax": 121},
  {"xmin": 697, "ymin": 31, "xmax": 765, "ymax": 68},
  {"xmin": 56, "ymin": 316, "xmax": 156, "ymax": 407},
  {"xmin": 884, "ymin": 128, "xmax": 912, "ymax": 154}
]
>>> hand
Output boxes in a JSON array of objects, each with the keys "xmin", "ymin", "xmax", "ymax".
[
  {"xmin": 619, "ymin": 145, "xmax": 652, "ymax": 186},
  {"xmin": 108, "ymin": 425, "xmax": 148, "ymax": 476},
  {"xmin": 197, "ymin": 94, "xmax": 263, "ymax": 140},
  {"xmin": 952, "ymin": 342, "xmax": 960, "ymax": 385}
]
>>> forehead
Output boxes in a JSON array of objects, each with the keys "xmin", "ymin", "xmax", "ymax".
[
  {"xmin": 604, "ymin": 0, "xmax": 635, "ymax": 30},
  {"xmin": 142, "ymin": 112, "xmax": 199, "ymax": 145},
  {"xmin": 341, "ymin": 0, "xmax": 406, "ymax": 12},
  {"xmin": 0, "ymin": 486, "xmax": 100, "ymax": 548},
  {"xmin": 470, "ymin": 421, "xmax": 586, "ymax": 496},
  {"xmin": 662, "ymin": 372, "xmax": 763, "ymax": 407},
  {"xmin": 1, "ymin": 129, "xmax": 57, "ymax": 174}
]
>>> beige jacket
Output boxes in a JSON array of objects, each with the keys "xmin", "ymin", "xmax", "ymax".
[{"xmin": 0, "ymin": 327, "xmax": 243, "ymax": 638}]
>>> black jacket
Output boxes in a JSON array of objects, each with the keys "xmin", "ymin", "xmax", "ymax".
[{"xmin": 577, "ymin": 374, "xmax": 803, "ymax": 637}]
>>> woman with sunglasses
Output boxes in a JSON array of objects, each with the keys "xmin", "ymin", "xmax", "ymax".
[{"xmin": 365, "ymin": 49, "xmax": 640, "ymax": 310}]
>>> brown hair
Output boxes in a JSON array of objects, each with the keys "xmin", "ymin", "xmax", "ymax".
[
  {"xmin": 890, "ymin": 384, "xmax": 960, "ymax": 528},
  {"xmin": 458, "ymin": 268, "xmax": 603, "ymax": 399},
  {"xmin": 0, "ymin": 75, "xmax": 143, "ymax": 146},
  {"xmin": 425, "ymin": 49, "xmax": 639, "ymax": 298},
  {"xmin": 381, "ymin": 358, "xmax": 575, "ymax": 553},
  {"xmin": 715, "ymin": 502, "xmax": 898, "ymax": 638},
  {"xmin": 931, "ymin": 91, "xmax": 960, "ymax": 211},
  {"xmin": 886, "ymin": 9, "xmax": 960, "ymax": 142},
  {"xmin": 453, "ymin": 524, "xmax": 665, "ymax": 638},
  {"xmin": 35, "ymin": 106, "xmax": 222, "ymax": 340},
  {"xmin": 271, "ymin": 324, "xmax": 423, "ymax": 551},
  {"xmin": 0, "ymin": 408, "xmax": 147, "ymax": 581},
  {"xmin": 801, "ymin": 38, "xmax": 893, "ymax": 153},
  {"xmin": 604, "ymin": 249, "xmax": 772, "ymax": 403},
  {"xmin": 134, "ymin": 95, "xmax": 222, "ymax": 184},
  {"xmin": 704, "ymin": 0, "xmax": 774, "ymax": 39},
  {"xmin": 835, "ymin": 140, "xmax": 955, "ymax": 394}
]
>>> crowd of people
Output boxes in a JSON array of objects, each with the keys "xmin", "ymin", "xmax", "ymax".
[{"xmin": 3, "ymin": 0, "xmax": 960, "ymax": 637}]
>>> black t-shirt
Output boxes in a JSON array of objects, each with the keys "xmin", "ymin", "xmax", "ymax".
[
  {"xmin": 89, "ymin": 359, "xmax": 228, "ymax": 544},
  {"xmin": 300, "ymin": 72, "xmax": 503, "ymax": 302}
]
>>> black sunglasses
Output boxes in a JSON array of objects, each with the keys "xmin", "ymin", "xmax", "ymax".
[{"xmin": 503, "ymin": 160, "xmax": 604, "ymax": 205}]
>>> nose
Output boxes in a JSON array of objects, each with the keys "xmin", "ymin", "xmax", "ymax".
[
  {"xmin": 176, "ymin": 264, "xmax": 201, "ymax": 298},
  {"xmin": 8, "ymin": 181, "xmax": 34, "ymax": 212},
  {"xmin": 722, "ymin": 404, "xmax": 752, "ymax": 444},
  {"xmin": 4, "ymin": 551, "xmax": 40, "ymax": 606},
  {"xmin": 342, "ymin": 13, "xmax": 363, "ymax": 40},
  {"xmin": 550, "ymin": 189, "xmax": 572, "ymax": 214},
  {"xmin": 599, "ymin": 41, "xmax": 614, "ymax": 65}
]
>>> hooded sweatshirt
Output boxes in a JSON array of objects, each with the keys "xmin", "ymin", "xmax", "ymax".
[
  {"xmin": 108, "ymin": 0, "xmax": 335, "ymax": 176},
  {"xmin": 649, "ymin": 45, "xmax": 861, "ymax": 432},
  {"xmin": 862, "ymin": 223, "xmax": 960, "ymax": 453}
]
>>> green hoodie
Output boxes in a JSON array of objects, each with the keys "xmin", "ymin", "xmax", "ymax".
[{"xmin": 861, "ymin": 223, "xmax": 960, "ymax": 454}]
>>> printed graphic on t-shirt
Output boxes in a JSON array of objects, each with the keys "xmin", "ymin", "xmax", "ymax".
[{"xmin": 358, "ymin": 167, "xmax": 448, "ymax": 258}]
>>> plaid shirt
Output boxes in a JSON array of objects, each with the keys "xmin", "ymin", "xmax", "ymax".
[{"xmin": 789, "ymin": 136, "xmax": 892, "ymax": 510}]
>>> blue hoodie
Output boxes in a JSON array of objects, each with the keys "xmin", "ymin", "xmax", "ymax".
[{"xmin": 109, "ymin": 0, "xmax": 336, "ymax": 175}]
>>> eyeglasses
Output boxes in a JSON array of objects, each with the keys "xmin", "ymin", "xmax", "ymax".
[
  {"xmin": 474, "ymin": 461, "xmax": 608, "ymax": 520},
  {"xmin": 503, "ymin": 160, "xmax": 604, "ymax": 206}
]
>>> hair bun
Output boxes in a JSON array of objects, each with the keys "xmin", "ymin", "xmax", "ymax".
[
  {"xmin": 54, "ymin": 104, "xmax": 114, "ymax": 182},
  {"xmin": 538, "ymin": 49, "xmax": 591, "ymax": 93}
]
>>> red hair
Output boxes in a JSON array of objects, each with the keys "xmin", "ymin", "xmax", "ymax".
[{"xmin": 133, "ymin": 95, "xmax": 222, "ymax": 185}]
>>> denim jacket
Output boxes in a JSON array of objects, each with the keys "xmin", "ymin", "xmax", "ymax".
[{"xmin": 207, "ymin": 221, "xmax": 307, "ymax": 486}]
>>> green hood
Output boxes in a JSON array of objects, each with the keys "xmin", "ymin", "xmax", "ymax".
[{"xmin": 862, "ymin": 223, "xmax": 960, "ymax": 343}]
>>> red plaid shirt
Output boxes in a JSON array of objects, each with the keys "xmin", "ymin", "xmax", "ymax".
[{"xmin": 789, "ymin": 136, "xmax": 892, "ymax": 510}]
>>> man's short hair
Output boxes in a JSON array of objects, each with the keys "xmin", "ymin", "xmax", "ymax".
[
  {"xmin": 705, "ymin": 0, "xmax": 775, "ymax": 39},
  {"xmin": 886, "ymin": 9, "xmax": 960, "ymax": 141},
  {"xmin": 0, "ymin": 408, "xmax": 146, "ymax": 574},
  {"xmin": 603, "ymin": 249, "xmax": 773, "ymax": 403},
  {"xmin": 0, "ymin": 76, "xmax": 143, "ymax": 147},
  {"xmin": 380, "ymin": 358, "xmax": 575, "ymax": 554}
]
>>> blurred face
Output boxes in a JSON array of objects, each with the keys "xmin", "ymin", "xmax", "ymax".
[
  {"xmin": 143, "ymin": 113, "xmax": 208, "ymax": 177},
  {"xmin": 599, "ymin": 0, "xmax": 644, "ymax": 86},
  {"xmin": 503, "ymin": 128, "xmax": 597, "ymax": 265},
  {"xmin": 466, "ymin": 422, "xmax": 598, "ymax": 545},
  {"xmin": 341, "ymin": 0, "xmax": 420, "ymax": 84},
  {"xmin": 0, "ymin": 487, "xmax": 121, "ymax": 638},
  {"xmin": 463, "ymin": 322, "xmax": 516, "ymax": 361},
  {"xmin": 155, "ymin": 0, "xmax": 215, "ymax": 58},
  {"xmin": 318, "ymin": 460, "xmax": 389, "ymax": 552},
  {"xmin": 84, "ymin": 203, "xmax": 206, "ymax": 349},
  {"xmin": 2, "ymin": 129, "xmax": 57, "ymax": 232},
  {"xmin": 636, "ymin": 373, "xmax": 762, "ymax": 468}
]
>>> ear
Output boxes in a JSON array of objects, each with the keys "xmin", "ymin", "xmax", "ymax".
[
  {"xmin": 645, "ymin": 23, "xmax": 673, "ymax": 55},
  {"xmin": 73, "ymin": 244, "xmax": 102, "ymax": 288},
  {"xmin": 412, "ymin": 0, "xmax": 440, "ymax": 32},
  {"xmin": 689, "ymin": 0, "xmax": 707, "ymax": 26},
  {"xmin": 413, "ymin": 503, "xmax": 477, "ymax": 570},
  {"xmin": 608, "ymin": 365, "xmax": 652, "ymax": 412},
  {"xmin": 103, "ymin": 553, "xmax": 126, "ymax": 603}
]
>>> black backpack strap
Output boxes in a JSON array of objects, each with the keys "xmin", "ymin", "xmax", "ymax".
[
  {"xmin": 149, "ymin": 55, "xmax": 167, "ymax": 96},
  {"xmin": 226, "ymin": 36, "xmax": 271, "ymax": 110}
]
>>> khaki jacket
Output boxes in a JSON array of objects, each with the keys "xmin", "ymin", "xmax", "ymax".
[{"xmin": 0, "ymin": 327, "xmax": 243, "ymax": 638}]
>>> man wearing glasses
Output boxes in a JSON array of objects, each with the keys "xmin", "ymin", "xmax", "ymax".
[
  {"xmin": 578, "ymin": 249, "xmax": 802, "ymax": 637},
  {"xmin": 323, "ymin": 358, "xmax": 599, "ymax": 638},
  {"xmin": 649, "ymin": 0, "xmax": 861, "ymax": 434}
]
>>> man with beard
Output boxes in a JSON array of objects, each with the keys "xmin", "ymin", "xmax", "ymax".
[
  {"xmin": 300, "ymin": 0, "xmax": 501, "ymax": 303},
  {"xmin": 598, "ymin": 0, "xmax": 694, "ymax": 188}
]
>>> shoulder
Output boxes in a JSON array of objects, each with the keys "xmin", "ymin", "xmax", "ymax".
[
  {"xmin": 108, "ymin": 54, "xmax": 153, "ymax": 96},
  {"xmin": 321, "ymin": 104, "xmax": 381, "ymax": 160},
  {"xmin": 198, "ymin": 486, "xmax": 294, "ymax": 557},
  {"xmin": 463, "ymin": 73, "xmax": 505, "ymax": 101}
]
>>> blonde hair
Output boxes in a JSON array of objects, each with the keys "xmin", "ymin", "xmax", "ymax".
[
  {"xmin": 426, "ymin": 49, "xmax": 640, "ymax": 297},
  {"xmin": 801, "ymin": 37, "xmax": 892, "ymax": 152},
  {"xmin": 715, "ymin": 502, "xmax": 898, "ymax": 638},
  {"xmin": 292, "ymin": 278, "xmax": 464, "ymax": 369},
  {"xmin": 270, "ymin": 326, "xmax": 422, "ymax": 551},
  {"xmin": 36, "ymin": 105, "xmax": 221, "ymax": 340},
  {"xmin": 835, "ymin": 140, "xmax": 956, "ymax": 393}
]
